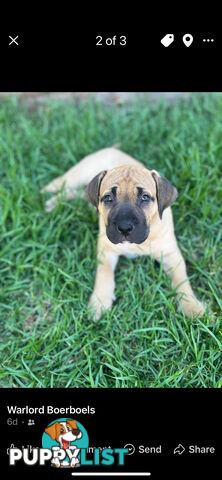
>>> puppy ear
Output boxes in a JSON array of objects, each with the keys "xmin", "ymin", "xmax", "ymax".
[
  {"xmin": 152, "ymin": 170, "xmax": 178, "ymax": 219},
  {"xmin": 67, "ymin": 419, "xmax": 81, "ymax": 436},
  {"xmin": 66, "ymin": 419, "xmax": 78, "ymax": 429},
  {"xmin": 85, "ymin": 171, "xmax": 107, "ymax": 207},
  {"xmin": 45, "ymin": 422, "xmax": 59, "ymax": 440}
]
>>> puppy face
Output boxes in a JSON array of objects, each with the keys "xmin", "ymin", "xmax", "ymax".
[
  {"xmin": 45, "ymin": 420, "xmax": 82, "ymax": 449},
  {"xmin": 86, "ymin": 165, "xmax": 178, "ymax": 245}
]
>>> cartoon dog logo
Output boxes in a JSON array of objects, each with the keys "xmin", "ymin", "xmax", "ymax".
[{"xmin": 44, "ymin": 419, "xmax": 82, "ymax": 468}]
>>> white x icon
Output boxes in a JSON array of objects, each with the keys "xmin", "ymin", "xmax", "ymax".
[{"xmin": 9, "ymin": 35, "xmax": 19, "ymax": 46}]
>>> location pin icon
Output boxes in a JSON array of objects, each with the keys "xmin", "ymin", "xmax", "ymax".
[{"xmin": 183, "ymin": 34, "xmax": 193, "ymax": 47}]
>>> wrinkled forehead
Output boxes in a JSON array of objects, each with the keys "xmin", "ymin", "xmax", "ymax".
[{"xmin": 100, "ymin": 166, "xmax": 156, "ymax": 199}]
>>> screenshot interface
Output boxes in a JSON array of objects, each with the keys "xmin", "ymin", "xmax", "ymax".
[{"xmin": 0, "ymin": 20, "xmax": 221, "ymax": 479}]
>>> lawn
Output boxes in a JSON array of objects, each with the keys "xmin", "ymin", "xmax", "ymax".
[{"xmin": 0, "ymin": 93, "xmax": 221, "ymax": 388}]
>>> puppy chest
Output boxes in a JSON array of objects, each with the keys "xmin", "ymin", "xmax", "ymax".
[{"xmin": 114, "ymin": 242, "xmax": 147, "ymax": 257}]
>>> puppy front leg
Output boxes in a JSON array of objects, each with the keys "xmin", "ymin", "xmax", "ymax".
[
  {"xmin": 88, "ymin": 249, "xmax": 119, "ymax": 321},
  {"xmin": 162, "ymin": 245, "xmax": 205, "ymax": 318}
]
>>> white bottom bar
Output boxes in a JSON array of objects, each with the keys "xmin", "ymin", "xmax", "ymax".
[{"xmin": 71, "ymin": 473, "xmax": 151, "ymax": 477}]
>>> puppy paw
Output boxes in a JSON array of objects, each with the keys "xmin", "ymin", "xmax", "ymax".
[
  {"xmin": 88, "ymin": 293, "xmax": 113, "ymax": 322},
  {"xmin": 179, "ymin": 297, "xmax": 205, "ymax": 318},
  {"xmin": 45, "ymin": 196, "xmax": 58, "ymax": 212},
  {"xmin": 71, "ymin": 458, "xmax": 80, "ymax": 467}
]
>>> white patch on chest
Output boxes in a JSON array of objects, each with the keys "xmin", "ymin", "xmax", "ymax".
[
  {"xmin": 125, "ymin": 252, "xmax": 139, "ymax": 259},
  {"xmin": 113, "ymin": 241, "xmax": 146, "ymax": 257}
]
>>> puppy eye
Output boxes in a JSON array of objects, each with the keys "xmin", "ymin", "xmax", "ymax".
[
  {"xmin": 60, "ymin": 429, "xmax": 64, "ymax": 433},
  {"xmin": 103, "ymin": 194, "xmax": 113, "ymax": 203},
  {"xmin": 141, "ymin": 194, "xmax": 150, "ymax": 201}
]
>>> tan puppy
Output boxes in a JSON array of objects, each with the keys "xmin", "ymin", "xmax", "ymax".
[{"xmin": 41, "ymin": 146, "xmax": 205, "ymax": 320}]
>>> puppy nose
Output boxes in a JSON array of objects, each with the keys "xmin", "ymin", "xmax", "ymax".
[{"xmin": 117, "ymin": 222, "xmax": 134, "ymax": 234}]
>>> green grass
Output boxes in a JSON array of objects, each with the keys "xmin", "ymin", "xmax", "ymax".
[{"xmin": 0, "ymin": 93, "xmax": 221, "ymax": 388}]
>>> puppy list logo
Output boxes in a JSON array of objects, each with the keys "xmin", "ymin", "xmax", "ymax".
[
  {"xmin": 42, "ymin": 418, "xmax": 88, "ymax": 467},
  {"xmin": 9, "ymin": 418, "xmax": 128, "ymax": 468}
]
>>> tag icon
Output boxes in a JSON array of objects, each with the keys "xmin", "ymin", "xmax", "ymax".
[
  {"xmin": 183, "ymin": 34, "xmax": 193, "ymax": 47},
  {"xmin": 161, "ymin": 34, "xmax": 174, "ymax": 47}
]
